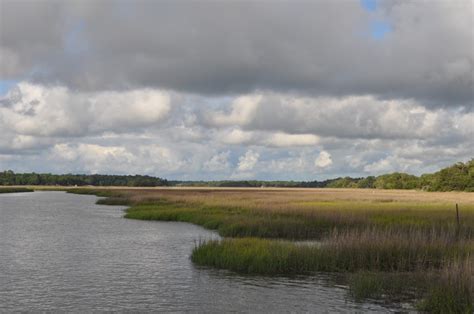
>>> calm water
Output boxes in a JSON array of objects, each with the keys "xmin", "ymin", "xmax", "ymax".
[{"xmin": 0, "ymin": 191, "xmax": 408, "ymax": 312}]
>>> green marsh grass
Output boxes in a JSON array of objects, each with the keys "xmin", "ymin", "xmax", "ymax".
[
  {"xmin": 348, "ymin": 271, "xmax": 423, "ymax": 302},
  {"xmin": 191, "ymin": 230, "xmax": 472, "ymax": 274},
  {"xmin": 418, "ymin": 259, "xmax": 473, "ymax": 313},
  {"xmin": 0, "ymin": 187, "xmax": 34, "ymax": 193},
  {"xmin": 124, "ymin": 198, "xmax": 474, "ymax": 240}
]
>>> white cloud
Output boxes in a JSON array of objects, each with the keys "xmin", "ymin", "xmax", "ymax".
[
  {"xmin": 204, "ymin": 93, "xmax": 471, "ymax": 141},
  {"xmin": 363, "ymin": 156, "xmax": 423, "ymax": 174},
  {"xmin": 90, "ymin": 89, "xmax": 170, "ymax": 131},
  {"xmin": 54, "ymin": 143, "xmax": 134, "ymax": 162},
  {"xmin": 0, "ymin": 84, "xmax": 471, "ymax": 180},
  {"xmin": 206, "ymin": 95, "xmax": 261, "ymax": 126},
  {"xmin": 220, "ymin": 129, "xmax": 254, "ymax": 145},
  {"xmin": 49, "ymin": 142, "xmax": 187, "ymax": 175},
  {"xmin": 265, "ymin": 154, "xmax": 310, "ymax": 174},
  {"xmin": 51, "ymin": 143, "xmax": 135, "ymax": 173},
  {"xmin": 237, "ymin": 150, "xmax": 259, "ymax": 172},
  {"xmin": 0, "ymin": 82, "xmax": 171, "ymax": 138},
  {"xmin": 137, "ymin": 144, "xmax": 185, "ymax": 172},
  {"xmin": 264, "ymin": 133, "xmax": 320, "ymax": 147},
  {"xmin": 217, "ymin": 129, "xmax": 320, "ymax": 147},
  {"xmin": 314, "ymin": 151, "xmax": 333, "ymax": 168},
  {"xmin": 203, "ymin": 151, "xmax": 230, "ymax": 172}
]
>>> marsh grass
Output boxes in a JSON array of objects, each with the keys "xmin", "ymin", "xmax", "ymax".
[
  {"xmin": 96, "ymin": 197, "xmax": 132, "ymax": 206},
  {"xmin": 123, "ymin": 198, "xmax": 474, "ymax": 240},
  {"xmin": 124, "ymin": 201, "xmax": 361, "ymax": 239},
  {"xmin": 0, "ymin": 187, "xmax": 34, "ymax": 193},
  {"xmin": 65, "ymin": 187, "xmax": 474, "ymax": 311},
  {"xmin": 324, "ymin": 228, "xmax": 472, "ymax": 271},
  {"xmin": 418, "ymin": 259, "xmax": 473, "ymax": 313},
  {"xmin": 67, "ymin": 188, "xmax": 118, "ymax": 197},
  {"xmin": 191, "ymin": 230, "xmax": 472, "ymax": 274},
  {"xmin": 348, "ymin": 271, "xmax": 423, "ymax": 302}
]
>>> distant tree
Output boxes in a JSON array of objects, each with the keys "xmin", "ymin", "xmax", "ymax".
[
  {"xmin": 374, "ymin": 173, "xmax": 420, "ymax": 189},
  {"xmin": 357, "ymin": 176, "xmax": 376, "ymax": 188}
]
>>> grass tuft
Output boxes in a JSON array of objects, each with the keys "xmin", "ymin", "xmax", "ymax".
[{"xmin": 348, "ymin": 271, "xmax": 423, "ymax": 302}]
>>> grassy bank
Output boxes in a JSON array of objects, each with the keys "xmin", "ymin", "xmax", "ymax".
[
  {"xmin": 66, "ymin": 187, "xmax": 474, "ymax": 311},
  {"xmin": 0, "ymin": 187, "xmax": 34, "ymax": 193},
  {"xmin": 191, "ymin": 232, "xmax": 471, "ymax": 274}
]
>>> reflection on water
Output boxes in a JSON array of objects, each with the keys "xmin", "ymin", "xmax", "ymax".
[{"xmin": 1, "ymin": 191, "xmax": 407, "ymax": 312}]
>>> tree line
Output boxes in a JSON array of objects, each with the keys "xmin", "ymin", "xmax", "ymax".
[
  {"xmin": 175, "ymin": 159, "xmax": 473, "ymax": 191},
  {"xmin": 0, "ymin": 172, "xmax": 169, "ymax": 187},
  {"xmin": 319, "ymin": 159, "xmax": 474, "ymax": 191},
  {"xmin": 1, "ymin": 159, "xmax": 472, "ymax": 191}
]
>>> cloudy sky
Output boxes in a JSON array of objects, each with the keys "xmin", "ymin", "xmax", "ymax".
[{"xmin": 0, "ymin": 0, "xmax": 472, "ymax": 180}]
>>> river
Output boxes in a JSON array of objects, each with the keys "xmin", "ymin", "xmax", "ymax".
[{"xmin": 0, "ymin": 191, "xmax": 409, "ymax": 312}]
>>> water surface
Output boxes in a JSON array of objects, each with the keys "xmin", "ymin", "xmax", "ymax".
[{"xmin": 0, "ymin": 191, "xmax": 408, "ymax": 312}]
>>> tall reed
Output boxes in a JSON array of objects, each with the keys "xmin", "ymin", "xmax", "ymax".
[
  {"xmin": 192, "ymin": 228, "xmax": 472, "ymax": 274},
  {"xmin": 419, "ymin": 258, "xmax": 473, "ymax": 313}
]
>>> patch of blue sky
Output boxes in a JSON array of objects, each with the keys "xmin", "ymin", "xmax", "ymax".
[
  {"xmin": 360, "ymin": 0, "xmax": 377, "ymax": 12},
  {"xmin": 370, "ymin": 20, "xmax": 391, "ymax": 40},
  {"xmin": 0, "ymin": 79, "xmax": 19, "ymax": 96},
  {"xmin": 360, "ymin": 0, "xmax": 392, "ymax": 40}
]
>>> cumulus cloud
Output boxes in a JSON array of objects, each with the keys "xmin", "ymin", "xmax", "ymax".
[
  {"xmin": 49, "ymin": 142, "xmax": 188, "ymax": 175},
  {"xmin": 207, "ymin": 95, "xmax": 262, "ymax": 127},
  {"xmin": 51, "ymin": 143, "xmax": 135, "ymax": 173},
  {"xmin": 0, "ymin": 81, "xmax": 471, "ymax": 179},
  {"xmin": 363, "ymin": 156, "xmax": 423, "ymax": 175},
  {"xmin": 219, "ymin": 129, "xmax": 254, "ymax": 145},
  {"xmin": 314, "ymin": 151, "xmax": 333, "ymax": 168},
  {"xmin": 264, "ymin": 133, "xmax": 320, "ymax": 147},
  {"xmin": 216, "ymin": 128, "xmax": 319, "ymax": 147},
  {"xmin": 203, "ymin": 151, "xmax": 231, "ymax": 172},
  {"xmin": 237, "ymin": 150, "xmax": 259, "ymax": 172},
  {"xmin": 0, "ymin": 82, "xmax": 171, "ymax": 138},
  {"xmin": 204, "ymin": 93, "xmax": 471, "ymax": 141}
]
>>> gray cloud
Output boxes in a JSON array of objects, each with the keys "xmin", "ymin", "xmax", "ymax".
[{"xmin": 1, "ymin": 0, "xmax": 472, "ymax": 106}]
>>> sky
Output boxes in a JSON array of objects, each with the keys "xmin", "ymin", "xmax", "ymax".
[{"xmin": 0, "ymin": 0, "xmax": 472, "ymax": 180}]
